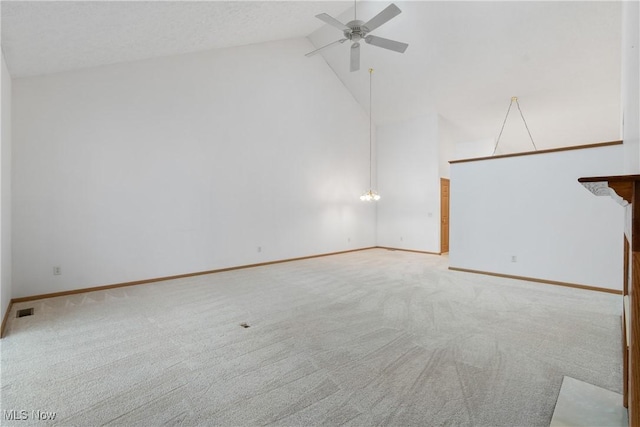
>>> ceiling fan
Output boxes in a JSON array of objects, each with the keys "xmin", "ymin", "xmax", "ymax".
[{"xmin": 305, "ymin": 3, "xmax": 408, "ymax": 72}]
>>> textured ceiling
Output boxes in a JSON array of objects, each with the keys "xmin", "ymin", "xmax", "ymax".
[
  {"xmin": 1, "ymin": 1, "xmax": 623, "ymax": 151},
  {"xmin": 1, "ymin": 1, "xmax": 351, "ymax": 77}
]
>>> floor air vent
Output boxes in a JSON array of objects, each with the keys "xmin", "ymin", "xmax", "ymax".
[{"xmin": 16, "ymin": 308, "xmax": 34, "ymax": 318}]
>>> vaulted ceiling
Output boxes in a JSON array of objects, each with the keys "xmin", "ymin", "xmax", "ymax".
[
  {"xmin": 309, "ymin": 1, "xmax": 622, "ymax": 152},
  {"xmin": 1, "ymin": 1, "xmax": 622, "ymax": 152}
]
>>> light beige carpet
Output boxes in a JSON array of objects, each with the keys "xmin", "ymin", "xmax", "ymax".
[{"xmin": 0, "ymin": 249, "xmax": 622, "ymax": 426}]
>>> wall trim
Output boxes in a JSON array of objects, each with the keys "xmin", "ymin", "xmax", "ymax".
[
  {"xmin": 0, "ymin": 300, "xmax": 13, "ymax": 338},
  {"xmin": 449, "ymin": 140, "xmax": 623, "ymax": 164},
  {"xmin": 376, "ymin": 246, "xmax": 441, "ymax": 256},
  {"xmin": 9, "ymin": 247, "xmax": 377, "ymax": 304},
  {"xmin": 3, "ymin": 249, "xmax": 620, "ymax": 337},
  {"xmin": 448, "ymin": 266, "xmax": 622, "ymax": 295}
]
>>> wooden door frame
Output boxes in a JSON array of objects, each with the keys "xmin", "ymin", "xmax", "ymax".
[{"xmin": 440, "ymin": 178, "xmax": 450, "ymax": 254}]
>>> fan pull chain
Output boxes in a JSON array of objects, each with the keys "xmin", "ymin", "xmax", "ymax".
[{"xmin": 492, "ymin": 96, "xmax": 537, "ymax": 155}]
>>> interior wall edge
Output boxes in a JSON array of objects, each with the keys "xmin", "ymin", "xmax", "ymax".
[
  {"xmin": 1, "ymin": 51, "xmax": 13, "ymax": 336},
  {"xmin": 449, "ymin": 140, "xmax": 623, "ymax": 165},
  {"xmin": 0, "ymin": 300, "xmax": 13, "ymax": 339}
]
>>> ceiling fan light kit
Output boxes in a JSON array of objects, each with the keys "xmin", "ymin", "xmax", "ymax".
[
  {"xmin": 361, "ymin": 68, "xmax": 380, "ymax": 202},
  {"xmin": 306, "ymin": 3, "xmax": 409, "ymax": 72}
]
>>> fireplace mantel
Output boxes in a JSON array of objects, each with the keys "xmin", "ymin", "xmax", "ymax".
[{"xmin": 579, "ymin": 174, "xmax": 640, "ymax": 426}]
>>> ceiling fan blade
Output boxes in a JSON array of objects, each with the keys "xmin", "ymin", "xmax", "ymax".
[
  {"xmin": 305, "ymin": 38, "xmax": 348, "ymax": 57},
  {"xmin": 350, "ymin": 43, "xmax": 360, "ymax": 72},
  {"xmin": 365, "ymin": 35, "xmax": 408, "ymax": 53},
  {"xmin": 315, "ymin": 13, "xmax": 350, "ymax": 31},
  {"xmin": 362, "ymin": 3, "xmax": 402, "ymax": 32}
]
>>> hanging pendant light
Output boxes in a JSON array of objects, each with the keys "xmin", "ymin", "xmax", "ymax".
[
  {"xmin": 360, "ymin": 68, "xmax": 380, "ymax": 202},
  {"xmin": 492, "ymin": 96, "xmax": 538, "ymax": 155}
]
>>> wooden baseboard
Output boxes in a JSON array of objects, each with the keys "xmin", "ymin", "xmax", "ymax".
[
  {"xmin": 448, "ymin": 266, "xmax": 622, "ymax": 295},
  {"xmin": 9, "ymin": 247, "xmax": 378, "ymax": 304},
  {"xmin": 376, "ymin": 246, "xmax": 441, "ymax": 256},
  {"xmin": 4, "ymin": 250, "xmax": 619, "ymax": 337},
  {"xmin": 1, "ymin": 300, "xmax": 14, "ymax": 339}
]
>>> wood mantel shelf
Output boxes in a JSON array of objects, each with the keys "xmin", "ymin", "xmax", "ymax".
[
  {"xmin": 579, "ymin": 174, "xmax": 640, "ymax": 426},
  {"xmin": 579, "ymin": 175, "xmax": 640, "ymax": 206}
]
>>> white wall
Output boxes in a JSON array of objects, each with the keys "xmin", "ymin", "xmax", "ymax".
[
  {"xmin": 12, "ymin": 38, "xmax": 375, "ymax": 298},
  {"xmin": 450, "ymin": 144, "xmax": 624, "ymax": 290},
  {"xmin": 621, "ymin": 0, "xmax": 640, "ymax": 173},
  {"xmin": 437, "ymin": 116, "xmax": 457, "ymax": 179},
  {"xmin": 377, "ymin": 114, "xmax": 441, "ymax": 252},
  {"xmin": 453, "ymin": 138, "xmax": 495, "ymax": 161},
  {"xmin": 1, "ymin": 54, "xmax": 12, "ymax": 322}
]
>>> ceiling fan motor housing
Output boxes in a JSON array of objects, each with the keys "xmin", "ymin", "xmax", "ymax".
[
  {"xmin": 305, "ymin": 3, "xmax": 408, "ymax": 72},
  {"xmin": 345, "ymin": 20, "xmax": 367, "ymax": 42}
]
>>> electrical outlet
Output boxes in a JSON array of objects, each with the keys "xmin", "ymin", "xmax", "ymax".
[
  {"xmin": 257, "ymin": 246, "xmax": 262, "ymax": 253},
  {"xmin": 400, "ymin": 236, "xmax": 404, "ymax": 242},
  {"xmin": 53, "ymin": 266, "xmax": 61, "ymax": 275},
  {"xmin": 347, "ymin": 237, "xmax": 351, "ymax": 242},
  {"xmin": 511, "ymin": 255, "xmax": 517, "ymax": 263}
]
